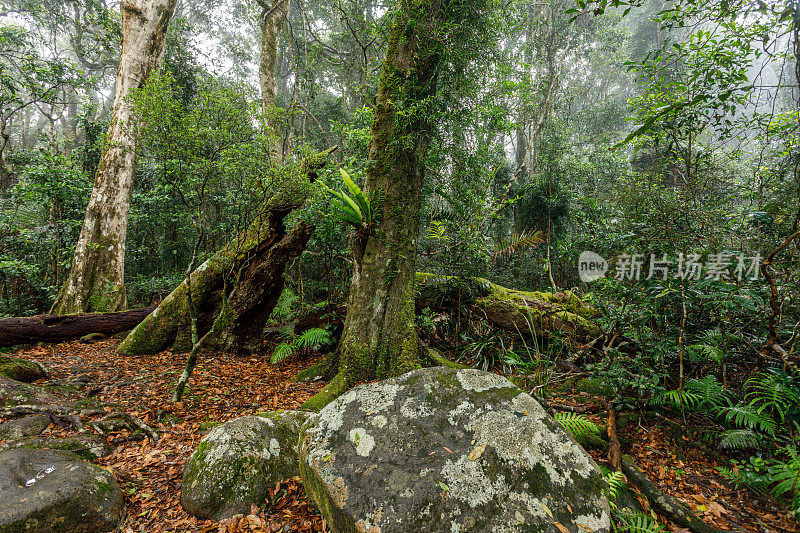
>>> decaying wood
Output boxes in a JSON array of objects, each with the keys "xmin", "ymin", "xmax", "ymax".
[
  {"xmin": 0, "ymin": 307, "xmax": 156, "ymax": 347},
  {"xmin": 117, "ymin": 149, "xmax": 336, "ymax": 356},
  {"xmin": 621, "ymin": 456, "xmax": 734, "ymax": 533},
  {"xmin": 415, "ymin": 273, "xmax": 603, "ymax": 342}
]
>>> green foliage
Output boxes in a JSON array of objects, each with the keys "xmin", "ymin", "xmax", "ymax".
[
  {"xmin": 323, "ymin": 168, "xmax": 373, "ymax": 229},
  {"xmin": 554, "ymin": 412, "xmax": 602, "ymax": 441},
  {"xmin": 270, "ymin": 327, "xmax": 334, "ymax": 365}
]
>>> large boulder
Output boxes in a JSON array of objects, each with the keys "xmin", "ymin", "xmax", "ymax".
[
  {"xmin": 0, "ymin": 448, "xmax": 123, "ymax": 532},
  {"xmin": 300, "ymin": 367, "xmax": 610, "ymax": 533},
  {"xmin": 181, "ymin": 410, "xmax": 309, "ymax": 520},
  {"xmin": 0, "ymin": 355, "xmax": 46, "ymax": 383}
]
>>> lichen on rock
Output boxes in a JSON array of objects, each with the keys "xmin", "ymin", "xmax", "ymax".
[
  {"xmin": 300, "ymin": 367, "xmax": 610, "ymax": 533},
  {"xmin": 180, "ymin": 410, "xmax": 310, "ymax": 521}
]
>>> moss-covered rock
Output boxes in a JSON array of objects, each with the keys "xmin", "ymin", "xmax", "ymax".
[
  {"xmin": 0, "ymin": 434, "xmax": 111, "ymax": 461},
  {"xmin": 0, "ymin": 414, "xmax": 50, "ymax": 440},
  {"xmin": 0, "ymin": 376, "xmax": 71, "ymax": 408},
  {"xmin": 180, "ymin": 410, "xmax": 310, "ymax": 521},
  {"xmin": 0, "ymin": 448, "xmax": 122, "ymax": 532},
  {"xmin": 300, "ymin": 367, "xmax": 610, "ymax": 533},
  {"xmin": 574, "ymin": 379, "xmax": 616, "ymax": 398},
  {"xmin": 0, "ymin": 355, "xmax": 46, "ymax": 383}
]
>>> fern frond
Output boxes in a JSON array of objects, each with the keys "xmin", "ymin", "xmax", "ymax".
[
  {"xmin": 770, "ymin": 446, "xmax": 800, "ymax": 512},
  {"xmin": 492, "ymin": 230, "xmax": 543, "ymax": 261},
  {"xmin": 297, "ymin": 327, "xmax": 332, "ymax": 351},
  {"xmin": 604, "ymin": 470, "xmax": 626, "ymax": 502},
  {"xmin": 746, "ymin": 369, "xmax": 800, "ymax": 425},
  {"xmin": 721, "ymin": 403, "xmax": 776, "ymax": 435},
  {"xmin": 270, "ymin": 287, "xmax": 299, "ymax": 322},
  {"xmin": 685, "ymin": 375, "xmax": 731, "ymax": 408},
  {"xmin": 687, "ymin": 343, "xmax": 724, "ymax": 364},
  {"xmin": 718, "ymin": 428, "xmax": 761, "ymax": 450},
  {"xmin": 270, "ymin": 342, "xmax": 295, "ymax": 364},
  {"xmin": 614, "ymin": 508, "xmax": 666, "ymax": 533},
  {"xmin": 650, "ymin": 389, "xmax": 702, "ymax": 410},
  {"xmin": 555, "ymin": 412, "xmax": 601, "ymax": 441}
]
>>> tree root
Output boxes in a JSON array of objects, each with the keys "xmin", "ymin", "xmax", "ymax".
[
  {"xmin": 621, "ymin": 455, "xmax": 737, "ymax": 533},
  {"xmin": 422, "ymin": 345, "xmax": 470, "ymax": 369},
  {"xmin": 607, "ymin": 400, "xmax": 622, "ymax": 471},
  {"xmin": 299, "ymin": 372, "xmax": 348, "ymax": 411},
  {"xmin": 294, "ymin": 352, "xmax": 339, "ymax": 383},
  {"xmin": 0, "ymin": 404, "xmax": 159, "ymax": 444}
]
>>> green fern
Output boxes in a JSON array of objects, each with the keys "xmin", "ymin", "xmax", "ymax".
[
  {"xmin": 745, "ymin": 369, "xmax": 800, "ymax": 431},
  {"xmin": 650, "ymin": 389, "xmax": 702, "ymax": 410},
  {"xmin": 555, "ymin": 412, "xmax": 601, "ymax": 441},
  {"xmin": 604, "ymin": 470, "xmax": 626, "ymax": 502},
  {"xmin": 720, "ymin": 403, "xmax": 776, "ymax": 436},
  {"xmin": 296, "ymin": 327, "xmax": 333, "ymax": 351},
  {"xmin": 270, "ymin": 342, "xmax": 296, "ymax": 364},
  {"xmin": 614, "ymin": 509, "xmax": 666, "ymax": 533},
  {"xmin": 685, "ymin": 375, "xmax": 731, "ymax": 408},
  {"xmin": 718, "ymin": 428, "xmax": 762, "ymax": 450},
  {"xmin": 770, "ymin": 446, "xmax": 800, "ymax": 513},
  {"xmin": 324, "ymin": 168, "xmax": 373, "ymax": 228},
  {"xmin": 270, "ymin": 288, "xmax": 299, "ymax": 322}
]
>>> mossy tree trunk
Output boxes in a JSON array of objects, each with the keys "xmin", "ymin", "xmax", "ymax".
[
  {"xmin": 51, "ymin": 0, "xmax": 177, "ymax": 314},
  {"xmin": 117, "ymin": 152, "xmax": 334, "ymax": 357},
  {"xmin": 301, "ymin": 0, "xmax": 456, "ymax": 410},
  {"xmin": 258, "ymin": 0, "xmax": 289, "ymax": 162},
  {"xmin": 116, "ymin": 206, "xmax": 313, "ymax": 357}
]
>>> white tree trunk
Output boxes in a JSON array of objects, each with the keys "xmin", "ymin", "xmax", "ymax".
[
  {"xmin": 52, "ymin": 0, "xmax": 176, "ymax": 314},
  {"xmin": 259, "ymin": 0, "xmax": 289, "ymax": 161}
]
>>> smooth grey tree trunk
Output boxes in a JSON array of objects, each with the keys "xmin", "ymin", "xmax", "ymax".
[{"xmin": 52, "ymin": 0, "xmax": 177, "ymax": 314}]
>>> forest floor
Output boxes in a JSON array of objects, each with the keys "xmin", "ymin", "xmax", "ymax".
[{"xmin": 2, "ymin": 338, "xmax": 798, "ymax": 533}]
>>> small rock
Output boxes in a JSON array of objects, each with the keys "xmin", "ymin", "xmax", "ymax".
[
  {"xmin": 0, "ymin": 448, "xmax": 123, "ymax": 532},
  {"xmin": 79, "ymin": 333, "xmax": 106, "ymax": 344},
  {"xmin": 0, "ymin": 414, "xmax": 50, "ymax": 440},
  {"xmin": 0, "ymin": 434, "xmax": 111, "ymax": 460},
  {"xmin": 0, "ymin": 355, "xmax": 47, "ymax": 383},
  {"xmin": 300, "ymin": 367, "xmax": 611, "ymax": 533},
  {"xmin": 181, "ymin": 410, "xmax": 310, "ymax": 520}
]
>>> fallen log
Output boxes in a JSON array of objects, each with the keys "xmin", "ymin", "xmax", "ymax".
[
  {"xmin": 0, "ymin": 307, "xmax": 155, "ymax": 347},
  {"xmin": 415, "ymin": 273, "xmax": 603, "ymax": 341},
  {"xmin": 621, "ymin": 455, "xmax": 734, "ymax": 533}
]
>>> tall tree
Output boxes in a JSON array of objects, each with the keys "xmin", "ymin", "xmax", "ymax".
[
  {"xmin": 258, "ymin": 0, "xmax": 289, "ymax": 162},
  {"xmin": 51, "ymin": 0, "xmax": 177, "ymax": 314},
  {"xmin": 300, "ymin": 0, "xmax": 491, "ymax": 409}
]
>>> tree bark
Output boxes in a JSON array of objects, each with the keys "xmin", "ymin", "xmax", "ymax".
[
  {"xmin": 259, "ymin": 0, "xmax": 290, "ymax": 162},
  {"xmin": 116, "ymin": 207, "xmax": 313, "ymax": 356},
  {"xmin": 51, "ymin": 0, "xmax": 177, "ymax": 315},
  {"xmin": 300, "ymin": 0, "xmax": 461, "ymax": 410},
  {"xmin": 116, "ymin": 149, "xmax": 335, "ymax": 356},
  {"xmin": 0, "ymin": 307, "xmax": 156, "ymax": 347}
]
